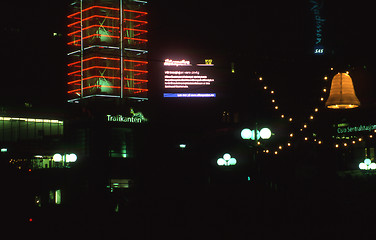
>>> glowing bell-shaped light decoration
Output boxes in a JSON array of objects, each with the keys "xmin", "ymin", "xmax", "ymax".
[{"xmin": 325, "ymin": 73, "xmax": 360, "ymax": 109}]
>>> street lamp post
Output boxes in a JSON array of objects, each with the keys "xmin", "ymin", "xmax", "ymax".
[
  {"xmin": 241, "ymin": 125, "xmax": 272, "ymax": 176},
  {"xmin": 241, "ymin": 127, "xmax": 272, "ymax": 142}
]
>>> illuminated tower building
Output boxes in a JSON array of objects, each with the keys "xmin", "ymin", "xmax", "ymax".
[{"xmin": 67, "ymin": 0, "xmax": 148, "ymax": 103}]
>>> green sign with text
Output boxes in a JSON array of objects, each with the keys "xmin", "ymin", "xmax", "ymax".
[
  {"xmin": 107, "ymin": 108, "xmax": 147, "ymax": 123},
  {"xmin": 337, "ymin": 124, "xmax": 376, "ymax": 134}
]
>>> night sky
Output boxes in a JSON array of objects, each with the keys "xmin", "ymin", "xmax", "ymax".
[
  {"xmin": 0, "ymin": 0, "xmax": 374, "ymax": 108},
  {"xmin": 1, "ymin": 1, "xmax": 376, "ymax": 237},
  {"xmin": 151, "ymin": 0, "xmax": 376, "ymax": 116},
  {"xmin": 150, "ymin": 1, "xmax": 374, "ymax": 56}
]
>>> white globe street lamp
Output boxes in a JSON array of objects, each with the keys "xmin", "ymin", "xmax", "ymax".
[
  {"xmin": 359, "ymin": 158, "xmax": 376, "ymax": 170},
  {"xmin": 260, "ymin": 128, "xmax": 272, "ymax": 139},
  {"xmin": 217, "ymin": 153, "xmax": 237, "ymax": 166},
  {"xmin": 66, "ymin": 153, "xmax": 77, "ymax": 163},
  {"xmin": 241, "ymin": 128, "xmax": 252, "ymax": 140},
  {"xmin": 217, "ymin": 158, "xmax": 226, "ymax": 166},
  {"xmin": 241, "ymin": 127, "xmax": 272, "ymax": 141},
  {"xmin": 53, "ymin": 153, "xmax": 62, "ymax": 162},
  {"xmin": 53, "ymin": 153, "xmax": 77, "ymax": 163}
]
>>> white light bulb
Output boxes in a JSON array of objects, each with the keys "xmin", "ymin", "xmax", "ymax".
[{"xmin": 223, "ymin": 153, "xmax": 231, "ymax": 161}]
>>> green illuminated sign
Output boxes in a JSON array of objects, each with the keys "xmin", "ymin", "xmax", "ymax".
[
  {"xmin": 107, "ymin": 108, "xmax": 147, "ymax": 123},
  {"xmin": 310, "ymin": 0, "xmax": 325, "ymax": 55},
  {"xmin": 337, "ymin": 124, "xmax": 376, "ymax": 134}
]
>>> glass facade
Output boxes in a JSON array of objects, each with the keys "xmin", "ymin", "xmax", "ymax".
[
  {"xmin": 0, "ymin": 117, "xmax": 63, "ymax": 142},
  {"xmin": 67, "ymin": 1, "xmax": 148, "ymax": 102},
  {"xmin": 109, "ymin": 128, "xmax": 134, "ymax": 158}
]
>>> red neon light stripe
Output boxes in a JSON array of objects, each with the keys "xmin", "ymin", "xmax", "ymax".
[
  {"xmin": 68, "ymin": 34, "xmax": 120, "ymax": 45},
  {"xmin": 68, "ymin": 57, "xmax": 148, "ymax": 67},
  {"xmin": 68, "ymin": 85, "xmax": 148, "ymax": 94},
  {"xmin": 68, "ymin": 15, "xmax": 120, "ymax": 28},
  {"xmin": 68, "ymin": 56, "xmax": 121, "ymax": 66},
  {"xmin": 68, "ymin": 77, "xmax": 148, "ymax": 85},
  {"xmin": 123, "ymin": 59, "xmax": 148, "ymax": 64},
  {"xmin": 68, "ymin": 66, "xmax": 120, "ymax": 76},
  {"xmin": 82, "ymin": 15, "xmax": 120, "ymax": 22},
  {"xmin": 82, "ymin": 34, "xmax": 120, "ymax": 39},
  {"xmin": 68, "ymin": 75, "xmax": 122, "ymax": 85},
  {"xmin": 68, "ymin": 25, "xmax": 120, "ymax": 36},
  {"xmin": 123, "ymin": 68, "xmax": 148, "ymax": 73},
  {"xmin": 123, "ymin": 28, "xmax": 147, "ymax": 33},
  {"xmin": 89, "ymin": 85, "xmax": 120, "ymax": 89},
  {"xmin": 68, "ymin": 15, "xmax": 147, "ymax": 28},
  {"xmin": 68, "ymin": 66, "xmax": 148, "ymax": 76},
  {"xmin": 67, "ymin": 80, "xmax": 80, "ymax": 85},
  {"xmin": 123, "ymin": 87, "xmax": 148, "ymax": 91},
  {"xmin": 123, "ymin": 9, "xmax": 147, "ymax": 15},
  {"xmin": 69, "ymin": 26, "xmax": 147, "ymax": 37},
  {"xmin": 124, "ymin": 37, "xmax": 148, "ymax": 42},
  {"xmin": 68, "ymin": 6, "xmax": 120, "ymax": 19},
  {"xmin": 124, "ymin": 78, "xmax": 148, "ymax": 82},
  {"xmin": 68, "ymin": 6, "xmax": 147, "ymax": 19},
  {"xmin": 68, "ymin": 85, "xmax": 120, "ymax": 94},
  {"xmin": 124, "ymin": 18, "xmax": 148, "ymax": 24},
  {"xmin": 67, "ymin": 89, "xmax": 81, "ymax": 93},
  {"xmin": 67, "ymin": 34, "xmax": 148, "ymax": 46}
]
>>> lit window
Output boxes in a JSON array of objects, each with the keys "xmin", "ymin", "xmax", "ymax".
[
  {"xmin": 110, "ymin": 179, "xmax": 132, "ymax": 189},
  {"xmin": 55, "ymin": 190, "xmax": 61, "ymax": 205}
]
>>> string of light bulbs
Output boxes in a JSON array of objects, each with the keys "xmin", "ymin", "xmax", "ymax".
[
  {"xmin": 256, "ymin": 67, "xmax": 339, "ymax": 155},
  {"xmin": 258, "ymin": 67, "xmax": 375, "ymax": 154}
]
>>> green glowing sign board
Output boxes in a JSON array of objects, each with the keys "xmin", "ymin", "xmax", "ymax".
[
  {"xmin": 107, "ymin": 108, "xmax": 148, "ymax": 123},
  {"xmin": 336, "ymin": 124, "xmax": 376, "ymax": 134}
]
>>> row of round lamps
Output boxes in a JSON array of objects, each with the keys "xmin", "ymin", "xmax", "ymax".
[{"xmin": 53, "ymin": 153, "xmax": 77, "ymax": 163}]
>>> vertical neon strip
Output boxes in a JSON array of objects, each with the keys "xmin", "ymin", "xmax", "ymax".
[
  {"xmin": 120, "ymin": 0, "xmax": 124, "ymax": 98},
  {"xmin": 80, "ymin": 0, "xmax": 84, "ymax": 98}
]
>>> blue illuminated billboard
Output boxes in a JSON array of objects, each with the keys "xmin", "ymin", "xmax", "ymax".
[{"xmin": 163, "ymin": 58, "xmax": 216, "ymax": 98}]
